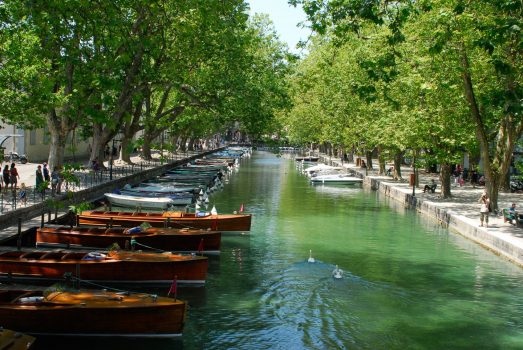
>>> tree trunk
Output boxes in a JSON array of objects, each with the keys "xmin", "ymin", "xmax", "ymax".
[
  {"xmin": 440, "ymin": 163, "xmax": 452, "ymax": 199},
  {"xmin": 179, "ymin": 136, "xmax": 188, "ymax": 152},
  {"xmin": 393, "ymin": 151, "xmax": 403, "ymax": 180},
  {"xmin": 366, "ymin": 150, "xmax": 373, "ymax": 170},
  {"xmin": 119, "ymin": 137, "xmax": 133, "ymax": 163},
  {"xmin": 187, "ymin": 137, "xmax": 195, "ymax": 151},
  {"xmin": 142, "ymin": 134, "xmax": 153, "ymax": 160},
  {"xmin": 377, "ymin": 146, "xmax": 385, "ymax": 175},
  {"xmin": 89, "ymin": 124, "xmax": 109, "ymax": 169},
  {"xmin": 459, "ymin": 44, "xmax": 523, "ymax": 211},
  {"xmin": 48, "ymin": 131, "xmax": 67, "ymax": 171}
]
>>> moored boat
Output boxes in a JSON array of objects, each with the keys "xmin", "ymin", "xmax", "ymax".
[
  {"xmin": 0, "ymin": 289, "xmax": 187, "ymax": 338},
  {"xmin": 119, "ymin": 190, "xmax": 194, "ymax": 205},
  {"xmin": 79, "ymin": 210, "xmax": 252, "ymax": 231},
  {"xmin": 0, "ymin": 250, "xmax": 208, "ymax": 284},
  {"xmin": 310, "ymin": 174, "xmax": 363, "ymax": 185},
  {"xmin": 295, "ymin": 156, "xmax": 320, "ymax": 162},
  {"xmin": 36, "ymin": 226, "xmax": 221, "ymax": 253},
  {"xmin": 105, "ymin": 193, "xmax": 178, "ymax": 209}
]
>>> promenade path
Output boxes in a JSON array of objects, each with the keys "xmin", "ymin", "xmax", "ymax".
[
  {"xmin": 0, "ymin": 150, "xmax": 205, "ymax": 243},
  {"xmin": 316, "ymin": 154, "xmax": 523, "ymax": 267}
]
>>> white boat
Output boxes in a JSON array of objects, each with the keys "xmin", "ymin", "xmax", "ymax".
[
  {"xmin": 105, "ymin": 193, "xmax": 174, "ymax": 209},
  {"xmin": 310, "ymin": 174, "xmax": 363, "ymax": 185},
  {"xmin": 304, "ymin": 164, "xmax": 343, "ymax": 177},
  {"xmin": 119, "ymin": 191, "xmax": 194, "ymax": 205}
]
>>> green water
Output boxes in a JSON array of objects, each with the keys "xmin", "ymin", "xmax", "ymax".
[{"xmin": 39, "ymin": 151, "xmax": 523, "ymax": 349}]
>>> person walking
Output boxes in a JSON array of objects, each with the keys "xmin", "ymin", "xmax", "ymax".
[
  {"xmin": 479, "ymin": 192, "xmax": 491, "ymax": 227},
  {"xmin": 35, "ymin": 165, "xmax": 44, "ymax": 195},
  {"xmin": 51, "ymin": 166, "xmax": 60, "ymax": 196},
  {"xmin": 470, "ymin": 170, "xmax": 478, "ymax": 188},
  {"xmin": 19, "ymin": 183, "xmax": 27, "ymax": 206},
  {"xmin": 42, "ymin": 162, "xmax": 50, "ymax": 187},
  {"xmin": 9, "ymin": 163, "xmax": 19, "ymax": 190},
  {"xmin": 2, "ymin": 165, "xmax": 10, "ymax": 193}
]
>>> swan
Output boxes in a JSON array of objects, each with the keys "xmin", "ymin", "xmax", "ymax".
[
  {"xmin": 308, "ymin": 250, "xmax": 315, "ymax": 263},
  {"xmin": 332, "ymin": 265, "xmax": 343, "ymax": 279}
]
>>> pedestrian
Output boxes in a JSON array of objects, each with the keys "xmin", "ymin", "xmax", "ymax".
[
  {"xmin": 19, "ymin": 183, "xmax": 27, "ymax": 205},
  {"xmin": 479, "ymin": 192, "xmax": 491, "ymax": 227},
  {"xmin": 9, "ymin": 163, "xmax": 19, "ymax": 189},
  {"xmin": 470, "ymin": 170, "xmax": 478, "ymax": 188},
  {"xmin": 43, "ymin": 162, "xmax": 50, "ymax": 184},
  {"xmin": 36, "ymin": 165, "xmax": 44, "ymax": 194},
  {"xmin": 51, "ymin": 166, "xmax": 60, "ymax": 196},
  {"xmin": 2, "ymin": 165, "xmax": 10, "ymax": 193}
]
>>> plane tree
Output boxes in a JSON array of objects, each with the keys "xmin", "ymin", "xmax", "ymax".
[{"xmin": 290, "ymin": 0, "xmax": 523, "ymax": 209}]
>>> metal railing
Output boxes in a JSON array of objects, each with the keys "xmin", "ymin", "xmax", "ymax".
[{"xmin": 0, "ymin": 151, "xmax": 203, "ymax": 215}]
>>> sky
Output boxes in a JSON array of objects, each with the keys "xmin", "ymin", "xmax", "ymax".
[{"xmin": 247, "ymin": 0, "xmax": 310, "ymax": 54}]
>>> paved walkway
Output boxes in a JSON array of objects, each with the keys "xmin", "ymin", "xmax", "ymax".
[{"xmin": 315, "ymin": 154, "xmax": 523, "ymax": 266}]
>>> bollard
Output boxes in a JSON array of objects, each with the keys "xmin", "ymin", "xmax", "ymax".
[
  {"xmin": 41, "ymin": 211, "xmax": 45, "ymax": 228},
  {"xmin": 48, "ymin": 210, "xmax": 51, "ymax": 223},
  {"xmin": 16, "ymin": 218, "xmax": 22, "ymax": 251}
]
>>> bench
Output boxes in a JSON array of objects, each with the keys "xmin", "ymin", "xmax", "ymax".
[{"xmin": 502, "ymin": 209, "xmax": 523, "ymax": 226}]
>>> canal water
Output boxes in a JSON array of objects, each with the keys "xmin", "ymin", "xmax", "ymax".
[{"xmin": 39, "ymin": 151, "xmax": 523, "ymax": 349}]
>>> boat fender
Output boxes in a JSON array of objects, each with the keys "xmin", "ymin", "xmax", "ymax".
[
  {"xmin": 126, "ymin": 226, "xmax": 142, "ymax": 234},
  {"xmin": 83, "ymin": 252, "xmax": 107, "ymax": 260}
]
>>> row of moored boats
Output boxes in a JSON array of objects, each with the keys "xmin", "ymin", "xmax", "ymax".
[
  {"xmin": 298, "ymin": 161, "xmax": 363, "ymax": 185},
  {"xmin": 0, "ymin": 147, "xmax": 252, "ymax": 344}
]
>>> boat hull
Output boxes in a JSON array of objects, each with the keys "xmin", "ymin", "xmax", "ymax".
[
  {"xmin": 105, "ymin": 193, "xmax": 174, "ymax": 209},
  {"xmin": 0, "ymin": 251, "xmax": 208, "ymax": 284},
  {"xmin": 36, "ymin": 227, "xmax": 221, "ymax": 253},
  {"xmin": 0, "ymin": 290, "xmax": 186, "ymax": 337},
  {"xmin": 79, "ymin": 211, "xmax": 252, "ymax": 231}
]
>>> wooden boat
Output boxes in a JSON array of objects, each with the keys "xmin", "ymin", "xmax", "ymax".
[
  {"xmin": 0, "ymin": 289, "xmax": 186, "ymax": 338},
  {"xmin": 105, "ymin": 193, "xmax": 178, "ymax": 209},
  {"xmin": 0, "ymin": 328, "xmax": 35, "ymax": 349},
  {"xmin": 0, "ymin": 250, "xmax": 208, "ymax": 284},
  {"xmin": 36, "ymin": 226, "xmax": 221, "ymax": 253},
  {"xmin": 310, "ymin": 174, "xmax": 363, "ymax": 185},
  {"xmin": 79, "ymin": 210, "xmax": 252, "ymax": 231}
]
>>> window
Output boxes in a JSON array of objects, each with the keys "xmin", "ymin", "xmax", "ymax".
[
  {"xmin": 43, "ymin": 126, "xmax": 50, "ymax": 144},
  {"xmin": 29, "ymin": 130, "xmax": 36, "ymax": 145}
]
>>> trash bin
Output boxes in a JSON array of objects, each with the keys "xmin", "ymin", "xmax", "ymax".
[{"xmin": 409, "ymin": 173, "xmax": 416, "ymax": 186}]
